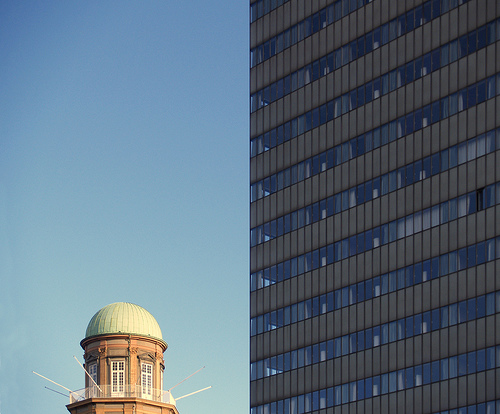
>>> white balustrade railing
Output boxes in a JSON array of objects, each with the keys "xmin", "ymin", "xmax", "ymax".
[{"xmin": 69, "ymin": 385, "xmax": 175, "ymax": 405}]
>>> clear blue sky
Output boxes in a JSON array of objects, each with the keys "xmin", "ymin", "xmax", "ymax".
[{"xmin": 0, "ymin": 1, "xmax": 249, "ymax": 413}]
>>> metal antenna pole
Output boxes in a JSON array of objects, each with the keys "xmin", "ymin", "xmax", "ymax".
[
  {"xmin": 73, "ymin": 356, "xmax": 103, "ymax": 393},
  {"xmin": 175, "ymin": 386, "xmax": 212, "ymax": 401},
  {"xmin": 32, "ymin": 371, "xmax": 72, "ymax": 392},
  {"xmin": 45, "ymin": 386, "xmax": 68, "ymax": 398},
  {"xmin": 168, "ymin": 366, "xmax": 205, "ymax": 392}
]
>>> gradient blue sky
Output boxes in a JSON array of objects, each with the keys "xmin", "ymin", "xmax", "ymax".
[{"xmin": 0, "ymin": 1, "xmax": 249, "ymax": 413}]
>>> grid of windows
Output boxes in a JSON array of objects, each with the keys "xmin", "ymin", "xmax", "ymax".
[
  {"xmin": 251, "ymin": 188, "xmax": 499, "ymax": 293},
  {"xmin": 252, "ymin": 235, "xmax": 500, "ymax": 336},
  {"xmin": 251, "ymin": 129, "xmax": 499, "ymax": 248},
  {"xmin": 251, "ymin": 73, "xmax": 500, "ymax": 203},
  {"xmin": 251, "ymin": 0, "xmax": 474, "ymax": 112},
  {"xmin": 250, "ymin": 0, "xmax": 500, "ymax": 413},
  {"xmin": 250, "ymin": 0, "xmax": 290, "ymax": 23},
  {"xmin": 250, "ymin": 20, "xmax": 499, "ymax": 156},
  {"xmin": 252, "ymin": 0, "xmax": 375, "ymax": 68},
  {"xmin": 252, "ymin": 290, "xmax": 500, "ymax": 380},
  {"xmin": 252, "ymin": 346, "xmax": 499, "ymax": 413}
]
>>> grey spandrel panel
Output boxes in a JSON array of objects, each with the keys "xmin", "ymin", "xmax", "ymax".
[
  {"xmin": 497, "ymin": 313, "xmax": 500, "ymax": 351},
  {"xmin": 380, "ymin": 93, "xmax": 390, "ymax": 125},
  {"xmin": 332, "ymin": 355, "xmax": 342, "ymax": 385},
  {"xmin": 467, "ymin": 374, "xmax": 478, "ymax": 405},
  {"xmin": 251, "ymin": 380, "xmax": 261, "ymax": 406},
  {"xmin": 303, "ymin": 36, "xmax": 313, "ymax": 67},
  {"xmin": 319, "ymin": 312, "xmax": 329, "ymax": 343},
  {"xmin": 467, "ymin": 0, "xmax": 479, "ymax": 32},
  {"xmin": 303, "ymin": 271, "xmax": 312, "ymax": 299},
  {"xmin": 381, "ymin": 192, "xmax": 398, "ymax": 223},
  {"xmin": 379, "ymin": 293, "xmax": 389, "ymax": 325},
  {"xmin": 397, "ymin": 137, "xmax": 406, "ymax": 168},
  {"xmin": 440, "ymin": 172, "xmax": 449, "ymax": 203},
  {"xmin": 396, "ymin": 239, "xmax": 406, "ymax": 268},
  {"xmin": 484, "ymin": 208, "xmax": 498, "ymax": 243},
  {"xmin": 348, "ymin": 255, "xmax": 358, "ymax": 283},
  {"xmin": 412, "ymin": 232, "xmax": 422, "ymax": 265},
  {"xmin": 457, "ymin": 56, "xmax": 470, "ymax": 90},
  {"xmin": 485, "ymin": 44, "xmax": 497, "ymax": 78},
  {"xmin": 332, "ymin": 18, "xmax": 342, "ymax": 50},
  {"xmin": 430, "ymin": 121, "xmax": 443, "ymax": 154},
  {"xmin": 477, "ymin": 46, "xmax": 487, "ymax": 80},
  {"xmin": 372, "ymin": 346, "xmax": 382, "ymax": 377},
  {"xmin": 268, "ymin": 284, "xmax": 278, "ymax": 313},
  {"xmin": 389, "ymin": 241, "xmax": 397, "ymax": 270},
  {"xmin": 340, "ymin": 211, "xmax": 349, "ymax": 239},
  {"xmin": 340, "ymin": 14, "xmax": 349, "ymax": 47},
  {"xmin": 473, "ymin": 263, "xmax": 487, "ymax": 297},
  {"xmin": 255, "ymin": 154, "xmax": 264, "ymax": 184},
  {"xmin": 456, "ymin": 2, "xmax": 469, "ymax": 37},
  {"xmin": 476, "ymin": 317, "xmax": 487, "ymax": 351},
  {"xmin": 296, "ymin": 84, "xmax": 306, "ymax": 117},
  {"xmin": 364, "ymin": 249, "xmax": 374, "ymax": 280},
  {"xmin": 365, "ymin": 52, "xmax": 374, "ymax": 85},
  {"xmin": 405, "ymin": 235, "xmax": 414, "ymax": 264},
  {"xmin": 372, "ymin": 246, "xmax": 382, "ymax": 276},
  {"xmin": 428, "ymin": 279, "xmax": 440, "ymax": 310},
  {"xmin": 347, "ymin": 12, "xmax": 356, "ymax": 43},
  {"xmin": 477, "ymin": 209, "xmax": 487, "ymax": 241},
  {"xmin": 420, "ymin": 128, "xmax": 432, "ymax": 162},
  {"xmin": 371, "ymin": 296, "xmax": 381, "ymax": 329},
  {"xmin": 388, "ymin": 139, "xmax": 397, "ymax": 172},
  {"xmin": 484, "ymin": 314, "xmax": 497, "ymax": 348},
  {"xmin": 476, "ymin": 101, "xmax": 486, "ymax": 135},
  {"xmin": 447, "ymin": 377, "xmax": 459, "ymax": 409},
  {"xmin": 467, "ymin": 214, "xmax": 477, "ymax": 246},
  {"xmin": 380, "ymin": 244, "xmax": 389, "ymax": 274},
  {"xmin": 412, "ymin": 335, "xmax": 423, "ymax": 367},
  {"xmin": 468, "ymin": 106, "xmax": 478, "ymax": 139},
  {"xmin": 440, "ymin": 328, "xmax": 449, "ymax": 359},
  {"xmin": 370, "ymin": 397, "xmax": 381, "ymax": 414},
  {"xmin": 373, "ymin": 47, "xmax": 382, "ymax": 80},
  {"xmin": 262, "ymin": 11, "xmax": 271, "ymax": 43},
  {"xmin": 380, "ymin": 343, "xmax": 390, "ymax": 375},
  {"xmin": 348, "ymin": 60, "xmax": 358, "ymax": 92},
  {"xmin": 389, "ymin": 41, "xmax": 398, "ymax": 72},
  {"xmin": 421, "ymin": 333, "xmax": 431, "ymax": 363},
  {"xmin": 430, "ymin": 227, "xmax": 440, "ymax": 257},
  {"xmin": 259, "ymin": 287, "xmax": 269, "ymax": 316},
  {"xmin": 340, "ymin": 68, "xmax": 350, "ymax": 98},
  {"xmin": 457, "ymin": 322, "xmax": 469, "ymax": 355},
  {"xmin": 439, "ymin": 224, "xmax": 450, "ymax": 257},
  {"xmin": 484, "ymin": 369, "xmax": 498, "ymax": 402},
  {"xmin": 264, "ymin": 194, "xmax": 275, "ymax": 223}
]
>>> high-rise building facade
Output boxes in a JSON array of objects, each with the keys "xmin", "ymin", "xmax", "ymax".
[{"xmin": 250, "ymin": 0, "xmax": 500, "ymax": 413}]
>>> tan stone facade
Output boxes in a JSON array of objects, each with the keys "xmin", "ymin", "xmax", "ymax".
[
  {"xmin": 67, "ymin": 334, "xmax": 179, "ymax": 414},
  {"xmin": 67, "ymin": 398, "xmax": 179, "ymax": 414},
  {"xmin": 82, "ymin": 334, "xmax": 166, "ymax": 391}
]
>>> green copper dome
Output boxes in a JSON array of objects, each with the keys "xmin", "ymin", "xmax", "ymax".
[{"xmin": 84, "ymin": 302, "xmax": 166, "ymax": 346}]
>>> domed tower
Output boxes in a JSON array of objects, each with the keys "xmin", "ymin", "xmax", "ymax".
[{"xmin": 67, "ymin": 302, "xmax": 179, "ymax": 414}]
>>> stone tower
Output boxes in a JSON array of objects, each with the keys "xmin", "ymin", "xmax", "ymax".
[{"xmin": 67, "ymin": 302, "xmax": 179, "ymax": 414}]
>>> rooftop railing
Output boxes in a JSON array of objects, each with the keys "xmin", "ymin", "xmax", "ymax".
[{"xmin": 69, "ymin": 385, "xmax": 175, "ymax": 405}]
